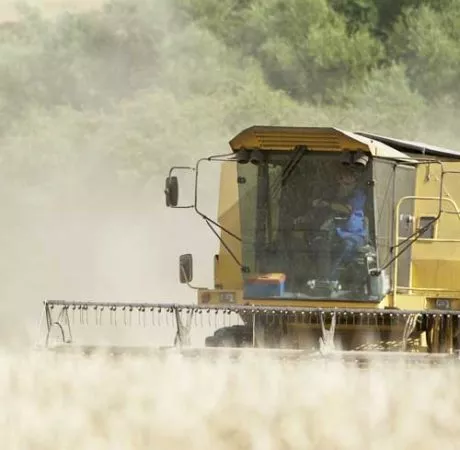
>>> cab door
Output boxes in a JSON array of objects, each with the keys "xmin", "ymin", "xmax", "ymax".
[{"xmin": 373, "ymin": 160, "xmax": 416, "ymax": 291}]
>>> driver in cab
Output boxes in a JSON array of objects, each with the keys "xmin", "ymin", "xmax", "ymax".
[{"xmin": 294, "ymin": 168, "xmax": 367, "ymax": 286}]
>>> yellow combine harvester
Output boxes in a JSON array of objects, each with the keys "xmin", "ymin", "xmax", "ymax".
[{"xmin": 41, "ymin": 126, "xmax": 460, "ymax": 362}]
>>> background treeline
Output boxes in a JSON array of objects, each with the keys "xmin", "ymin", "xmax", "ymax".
[{"xmin": 0, "ymin": 0, "xmax": 459, "ymax": 192}]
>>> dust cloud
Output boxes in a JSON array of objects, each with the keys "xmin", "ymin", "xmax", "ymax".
[
  {"xmin": 0, "ymin": 0, "xmax": 219, "ymax": 348},
  {"xmin": 0, "ymin": 0, "xmax": 103, "ymax": 21},
  {"xmin": 1, "ymin": 1, "xmax": 460, "ymax": 449},
  {"xmin": 0, "ymin": 131, "xmax": 217, "ymax": 348}
]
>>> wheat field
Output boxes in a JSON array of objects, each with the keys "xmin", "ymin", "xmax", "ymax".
[{"xmin": 1, "ymin": 349, "xmax": 460, "ymax": 450}]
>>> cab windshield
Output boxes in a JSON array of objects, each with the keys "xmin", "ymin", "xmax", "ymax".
[{"xmin": 237, "ymin": 150, "xmax": 380, "ymax": 301}]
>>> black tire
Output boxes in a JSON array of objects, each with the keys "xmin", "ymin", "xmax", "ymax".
[{"xmin": 205, "ymin": 325, "xmax": 252, "ymax": 348}]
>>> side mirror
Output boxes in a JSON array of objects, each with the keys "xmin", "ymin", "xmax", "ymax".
[
  {"xmin": 179, "ymin": 253, "xmax": 193, "ymax": 284},
  {"xmin": 165, "ymin": 176, "xmax": 178, "ymax": 207}
]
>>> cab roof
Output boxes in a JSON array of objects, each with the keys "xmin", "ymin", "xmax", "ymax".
[
  {"xmin": 356, "ymin": 131, "xmax": 460, "ymax": 159},
  {"xmin": 229, "ymin": 126, "xmax": 460, "ymax": 161}
]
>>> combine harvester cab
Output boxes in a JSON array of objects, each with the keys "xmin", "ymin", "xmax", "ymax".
[{"xmin": 40, "ymin": 126, "xmax": 460, "ymax": 364}]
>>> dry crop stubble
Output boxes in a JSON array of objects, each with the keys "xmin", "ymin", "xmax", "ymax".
[{"xmin": 1, "ymin": 350, "xmax": 460, "ymax": 449}]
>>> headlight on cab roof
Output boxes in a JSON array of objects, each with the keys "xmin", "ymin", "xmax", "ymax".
[{"xmin": 219, "ymin": 292, "xmax": 236, "ymax": 303}]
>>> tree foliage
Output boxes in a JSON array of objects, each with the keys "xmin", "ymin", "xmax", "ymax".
[
  {"xmin": 0, "ymin": 0, "xmax": 459, "ymax": 193},
  {"xmin": 179, "ymin": 0, "xmax": 384, "ymax": 102},
  {"xmin": 389, "ymin": 2, "xmax": 460, "ymax": 102}
]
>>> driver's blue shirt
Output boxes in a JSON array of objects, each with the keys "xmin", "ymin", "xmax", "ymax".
[{"xmin": 336, "ymin": 188, "xmax": 366, "ymax": 241}]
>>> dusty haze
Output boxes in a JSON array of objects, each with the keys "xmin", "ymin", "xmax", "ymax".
[
  {"xmin": 0, "ymin": 0, "xmax": 104, "ymax": 21},
  {"xmin": 1, "ymin": 1, "xmax": 460, "ymax": 449},
  {"xmin": 0, "ymin": 0, "xmax": 220, "ymax": 347}
]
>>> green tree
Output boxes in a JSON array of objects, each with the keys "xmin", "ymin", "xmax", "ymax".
[
  {"xmin": 388, "ymin": 2, "xmax": 460, "ymax": 103},
  {"xmin": 328, "ymin": 0, "xmax": 379, "ymax": 33},
  {"xmin": 179, "ymin": 0, "xmax": 384, "ymax": 102},
  {"xmin": 338, "ymin": 63, "xmax": 427, "ymax": 137}
]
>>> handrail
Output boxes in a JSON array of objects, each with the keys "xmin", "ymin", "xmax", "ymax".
[{"xmin": 393, "ymin": 196, "xmax": 460, "ymax": 305}]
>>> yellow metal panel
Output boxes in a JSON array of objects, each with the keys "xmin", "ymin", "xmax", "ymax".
[
  {"xmin": 392, "ymin": 294, "xmax": 427, "ymax": 310},
  {"xmin": 215, "ymin": 162, "xmax": 243, "ymax": 290},
  {"xmin": 410, "ymin": 161, "xmax": 460, "ymax": 293},
  {"xmin": 217, "ymin": 161, "xmax": 239, "ymax": 217},
  {"xmin": 412, "ymin": 242, "xmax": 460, "ymax": 261},
  {"xmin": 412, "ymin": 260, "xmax": 460, "ymax": 292},
  {"xmin": 412, "ymin": 161, "xmax": 460, "ymax": 240}
]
